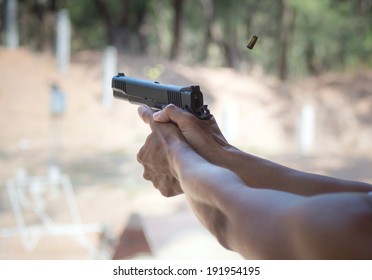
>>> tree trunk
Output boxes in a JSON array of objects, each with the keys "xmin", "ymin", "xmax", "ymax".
[
  {"xmin": 136, "ymin": 3, "xmax": 149, "ymax": 54},
  {"xmin": 0, "ymin": 1, "xmax": 5, "ymax": 36},
  {"xmin": 199, "ymin": 0, "xmax": 214, "ymax": 62},
  {"xmin": 223, "ymin": 19, "xmax": 239, "ymax": 68},
  {"xmin": 94, "ymin": 0, "xmax": 149, "ymax": 53},
  {"xmin": 93, "ymin": 0, "xmax": 116, "ymax": 45},
  {"xmin": 305, "ymin": 41, "xmax": 318, "ymax": 74},
  {"xmin": 203, "ymin": 3, "xmax": 239, "ymax": 68},
  {"xmin": 277, "ymin": 0, "xmax": 295, "ymax": 80},
  {"xmin": 169, "ymin": 0, "xmax": 184, "ymax": 60}
]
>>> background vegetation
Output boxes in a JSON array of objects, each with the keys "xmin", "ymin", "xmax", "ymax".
[{"xmin": 1, "ymin": 0, "xmax": 371, "ymax": 80}]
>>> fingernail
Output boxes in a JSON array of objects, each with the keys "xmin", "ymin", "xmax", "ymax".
[
  {"xmin": 153, "ymin": 111, "xmax": 161, "ymax": 120},
  {"xmin": 137, "ymin": 105, "xmax": 144, "ymax": 115}
]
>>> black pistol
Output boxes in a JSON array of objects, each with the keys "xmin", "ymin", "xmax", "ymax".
[{"xmin": 112, "ymin": 73, "xmax": 212, "ymax": 119}]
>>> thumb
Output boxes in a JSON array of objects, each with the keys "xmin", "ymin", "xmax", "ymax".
[
  {"xmin": 153, "ymin": 104, "xmax": 193, "ymax": 124},
  {"xmin": 138, "ymin": 105, "xmax": 155, "ymax": 124}
]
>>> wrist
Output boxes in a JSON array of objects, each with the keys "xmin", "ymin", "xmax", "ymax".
[
  {"xmin": 215, "ymin": 146, "xmax": 272, "ymax": 188},
  {"xmin": 168, "ymin": 140, "xmax": 194, "ymax": 180},
  {"xmin": 211, "ymin": 144, "xmax": 245, "ymax": 170}
]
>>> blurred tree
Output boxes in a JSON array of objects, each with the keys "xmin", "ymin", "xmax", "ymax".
[
  {"xmin": 93, "ymin": 0, "xmax": 150, "ymax": 53},
  {"xmin": 16, "ymin": 0, "xmax": 58, "ymax": 51},
  {"xmin": 216, "ymin": 0, "xmax": 240, "ymax": 67},
  {"xmin": 62, "ymin": 0, "xmax": 105, "ymax": 50},
  {"xmin": 290, "ymin": 1, "xmax": 342, "ymax": 75},
  {"xmin": 349, "ymin": 0, "xmax": 372, "ymax": 65},
  {"xmin": 0, "ymin": 0, "xmax": 4, "ymax": 43},
  {"xmin": 287, "ymin": 0, "xmax": 372, "ymax": 78},
  {"xmin": 4, "ymin": 0, "xmax": 371, "ymax": 79},
  {"xmin": 277, "ymin": 0, "xmax": 296, "ymax": 80},
  {"xmin": 169, "ymin": 0, "xmax": 184, "ymax": 60},
  {"xmin": 199, "ymin": 0, "xmax": 214, "ymax": 62},
  {"xmin": 199, "ymin": 0, "xmax": 248, "ymax": 67}
]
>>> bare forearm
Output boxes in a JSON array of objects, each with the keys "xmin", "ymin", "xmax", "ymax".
[
  {"xmin": 167, "ymin": 142, "xmax": 372, "ymax": 259},
  {"xmin": 216, "ymin": 146, "xmax": 372, "ymax": 196},
  {"xmin": 150, "ymin": 105, "xmax": 372, "ymax": 196},
  {"xmin": 170, "ymin": 143, "xmax": 301, "ymax": 258}
]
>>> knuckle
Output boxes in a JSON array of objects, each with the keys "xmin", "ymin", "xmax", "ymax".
[
  {"xmin": 158, "ymin": 185, "xmax": 173, "ymax": 197},
  {"xmin": 137, "ymin": 148, "xmax": 145, "ymax": 163},
  {"xmin": 165, "ymin": 103, "xmax": 177, "ymax": 112},
  {"xmin": 164, "ymin": 104, "xmax": 183, "ymax": 118},
  {"xmin": 142, "ymin": 170, "xmax": 152, "ymax": 181},
  {"xmin": 161, "ymin": 188, "xmax": 181, "ymax": 197},
  {"xmin": 136, "ymin": 152, "xmax": 142, "ymax": 163},
  {"xmin": 161, "ymin": 190, "xmax": 173, "ymax": 197}
]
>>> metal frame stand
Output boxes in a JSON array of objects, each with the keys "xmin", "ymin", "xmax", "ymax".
[{"xmin": 0, "ymin": 167, "xmax": 107, "ymax": 258}]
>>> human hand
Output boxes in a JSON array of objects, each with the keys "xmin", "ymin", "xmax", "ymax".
[
  {"xmin": 137, "ymin": 105, "xmax": 188, "ymax": 197},
  {"xmin": 152, "ymin": 104, "xmax": 232, "ymax": 166}
]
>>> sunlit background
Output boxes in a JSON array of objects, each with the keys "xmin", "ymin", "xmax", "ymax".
[{"xmin": 0, "ymin": 0, "xmax": 371, "ymax": 260}]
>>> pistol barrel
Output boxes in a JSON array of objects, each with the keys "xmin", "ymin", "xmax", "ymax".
[{"xmin": 112, "ymin": 73, "xmax": 211, "ymax": 119}]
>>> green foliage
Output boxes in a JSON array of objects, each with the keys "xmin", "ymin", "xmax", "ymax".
[
  {"xmin": 8, "ymin": 0, "xmax": 372, "ymax": 79},
  {"xmin": 64, "ymin": 0, "xmax": 106, "ymax": 50},
  {"xmin": 146, "ymin": 0, "xmax": 173, "ymax": 56}
]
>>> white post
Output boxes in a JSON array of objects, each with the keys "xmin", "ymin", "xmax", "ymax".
[
  {"xmin": 102, "ymin": 46, "xmax": 118, "ymax": 109},
  {"xmin": 298, "ymin": 105, "xmax": 316, "ymax": 155},
  {"xmin": 222, "ymin": 102, "xmax": 239, "ymax": 144},
  {"xmin": 56, "ymin": 9, "xmax": 71, "ymax": 73},
  {"xmin": 5, "ymin": 0, "xmax": 19, "ymax": 49}
]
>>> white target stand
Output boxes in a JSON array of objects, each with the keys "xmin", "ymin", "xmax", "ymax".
[{"xmin": 0, "ymin": 167, "xmax": 109, "ymax": 259}]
